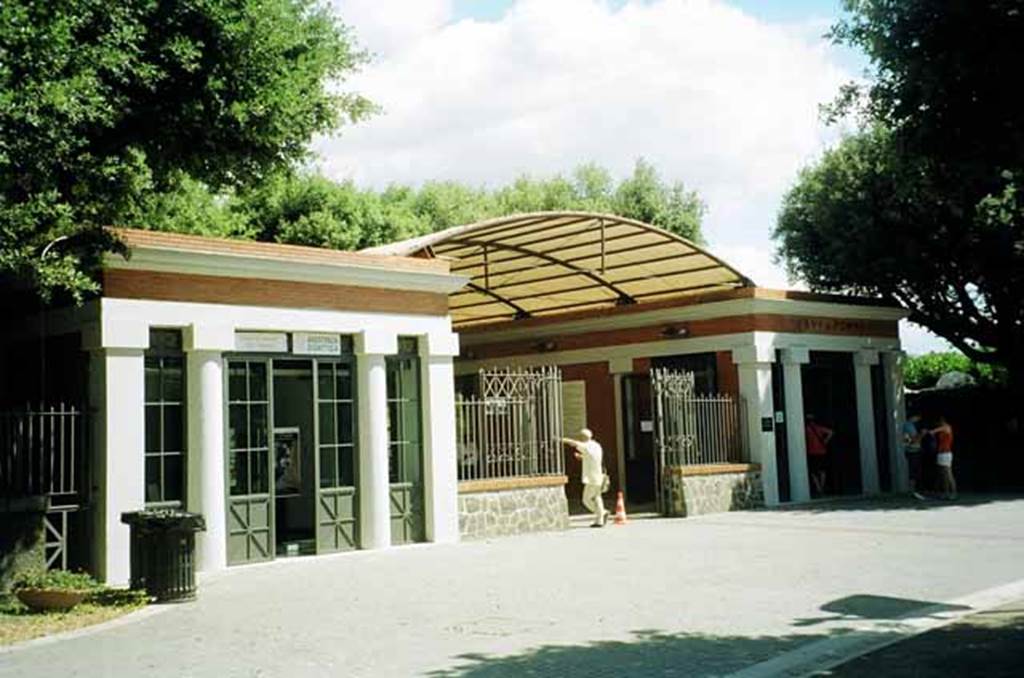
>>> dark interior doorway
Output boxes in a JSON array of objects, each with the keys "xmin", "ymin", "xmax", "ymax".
[
  {"xmin": 273, "ymin": 359, "xmax": 316, "ymax": 556},
  {"xmin": 801, "ymin": 351, "xmax": 861, "ymax": 496},
  {"xmin": 621, "ymin": 374, "xmax": 656, "ymax": 509}
]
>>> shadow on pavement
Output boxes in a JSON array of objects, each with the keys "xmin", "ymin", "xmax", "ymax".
[
  {"xmin": 793, "ymin": 594, "xmax": 971, "ymax": 627},
  {"xmin": 820, "ymin": 602, "xmax": 1024, "ymax": 677},
  {"xmin": 426, "ymin": 627, "xmax": 886, "ymax": 677}
]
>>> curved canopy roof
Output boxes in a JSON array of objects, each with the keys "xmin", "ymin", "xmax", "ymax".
[{"xmin": 363, "ymin": 212, "xmax": 753, "ymax": 328}]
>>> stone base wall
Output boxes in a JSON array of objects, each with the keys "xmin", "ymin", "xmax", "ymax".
[
  {"xmin": 458, "ymin": 484, "xmax": 569, "ymax": 540},
  {"xmin": 665, "ymin": 466, "xmax": 763, "ymax": 517}
]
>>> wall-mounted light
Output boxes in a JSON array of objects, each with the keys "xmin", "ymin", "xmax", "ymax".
[{"xmin": 661, "ymin": 325, "xmax": 689, "ymax": 338}]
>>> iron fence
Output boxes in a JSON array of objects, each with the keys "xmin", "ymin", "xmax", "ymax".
[
  {"xmin": 0, "ymin": 403, "xmax": 84, "ymax": 504},
  {"xmin": 456, "ymin": 366, "xmax": 565, "ymax": 481},
  {"xmin": 652, "ymin": 368, "xmax": 746, "ymax": 467}
]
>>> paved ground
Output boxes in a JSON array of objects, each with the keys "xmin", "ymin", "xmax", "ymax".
[{"xmin": 2, "ymin": 495, "xmax": 1023, "ymax": 677}]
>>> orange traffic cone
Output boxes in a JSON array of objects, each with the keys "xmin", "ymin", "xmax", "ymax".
[{"xmin": 613, "ymin": 491, "xmax": 628, "ymax": 525}]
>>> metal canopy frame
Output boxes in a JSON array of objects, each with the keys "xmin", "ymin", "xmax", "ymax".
[{"xmin": 362, "ymin": 212, "xmax": 753, "ymax": 328}]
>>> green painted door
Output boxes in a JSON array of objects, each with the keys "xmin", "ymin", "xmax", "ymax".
[
  {"xmin": 314, "ymin": 358, "xmax": 359, "ymax": 552},
  {"xmin": 226, "ymin": 359, "xmax": 274, "ymax": 564},
  {"xmin": 387, "ymin": 338, "xmax": 425, "ymax": 545}
]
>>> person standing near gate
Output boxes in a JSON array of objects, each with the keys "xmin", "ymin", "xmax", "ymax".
[
  {"xmin": 903, "ymin": 413, "xmax": 926, "ymax": 500},
  {"xmin": 562, "ymin": 428, "xmax": 608, "ymax": 527},
  {"xmin": 805, "ymin": 414, "xmax": 833, "ymax": 497},
  {"xmin": 928, "ymin": 415, "xmax": 957, "ymax": 500}
]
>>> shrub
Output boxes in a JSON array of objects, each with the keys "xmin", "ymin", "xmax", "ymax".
[{"xmin": 12, "ymin": 570, "xmax": 101, "ymax": 593}]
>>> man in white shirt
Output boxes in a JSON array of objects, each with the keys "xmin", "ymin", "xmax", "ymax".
[{"xmin": 562, "ymin": 428, "xmax": 608, "ymax": 527}]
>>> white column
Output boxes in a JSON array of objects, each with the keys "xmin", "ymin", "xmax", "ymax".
[
  {"xmin": 420, "ymin": 332, "xmax": 460, "ymax": 544},
  {"xmin": 882, "ymin": 351, "xmax": 909, "ymax": 492},
  {"xmin": 733, "ymin": 345, "xmax": 779, "ymax": 506},
  {"xmin": 780, "ymin": 347, "xmax": 811, "ymax": 503},
  {"xmin": 89, "ymin": 348, "xmax": 146, "ymax": 585},
  {"xmin": 854, "ymin": 350, "xmax": 881, "ymax": 495},
  {"xmin": 186, "ymin": 350, "xmax": 227, "ymax": 572},
  {"xmin": 356, "ymin": 330, "xmax": 397, "ymax": 550}
]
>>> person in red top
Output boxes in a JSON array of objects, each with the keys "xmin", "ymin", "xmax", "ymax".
[
  {"xmin": 805, "ymin": 414, "xmax": 834, "ymax": 497},
  {"xmin": 928, "ymin": 415, "xmax": 957, "ymax": 500}
]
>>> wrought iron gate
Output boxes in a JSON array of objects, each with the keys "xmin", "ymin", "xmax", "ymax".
[
  {"xmin": 651, "ymin": 368, "xmax": 746, "ymax": 514},
  {"xmin": 0, "ymin": 403, "xmax": 86, "ymax": 570},
  {"xmin": 455, "ymin": 366, "xmax": 564, "ymax": 481},
  {"xmin": 651, "ymin": 369, "xmax": 697, "ymax": 513}
]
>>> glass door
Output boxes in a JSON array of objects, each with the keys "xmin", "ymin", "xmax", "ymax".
[
  {"xmin": 387, "ymin": 338, "xmax": 425, "ymax": 545},
  {"xmin": 314, "ymin": 358, "xmax": 359, "ymax": 552},
  {"xmin": 226, "ymin": 359, "xmax": 274, "ymax": 565}
]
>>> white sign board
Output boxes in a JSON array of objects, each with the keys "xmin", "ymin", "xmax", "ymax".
[
  {"xmin": 640, "ymin": 419, "xmax": 654, "ymax": 433},
  {"xmin": 293, "ymin": 333, "xmax": 341, "ymax": 356},
  {"xmin": 561, "ymin": 380, "xmax": 588, "ymax": 438},
  {"xmin": 235, "ymin": 332, "xmax": 288, "ymax": 353}
]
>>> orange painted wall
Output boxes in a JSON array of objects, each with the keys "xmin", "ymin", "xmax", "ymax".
[{"xmin": 561, "ymin": 361, "xmax": 618, "ymax": 513}]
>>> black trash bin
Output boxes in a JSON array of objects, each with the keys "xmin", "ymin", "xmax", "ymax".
[{"xmin": 121, "ymin": 510, "xmax": 206, "ymax": 602}]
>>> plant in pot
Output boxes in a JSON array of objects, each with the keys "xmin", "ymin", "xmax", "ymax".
[{"xmin": 12, "ymin": 570, "xmax": 101, "ymax": 612}]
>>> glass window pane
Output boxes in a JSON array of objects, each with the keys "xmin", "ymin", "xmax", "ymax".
[
  {"xmin": 164, "ymin": 405, "xmax": 184, "ymax": 452},
  {"xmin": 387, "ymin": 402, "xmax": 399, "ymax": 444},
  {"xmin": 398, "ymin": 337, "xmax": 418, "ymax": 354},
  {"xmin": 250, "ymin": 405, "xmax": 268, "ymax": 450},
  {"xmin": 145, "ymin": 406, "xmax": 162, "ymax": 452},
  {"xmin": 318, "ymin": 364, "xmax": 335, "ymax": 401},
  {"xmin": 336, "ymin": 365, "xmax": 353, "ymax": 400},
  {"xmin": 163, "ymin": 454, "xmax": 183, "ymax": 502},
  {"xmin": 230, "ymin": 451, "xmax": 249, "ymax": 495},
  {"xmin": 228, "ymin": 363, "xmax": 247, "ymax": 402},
  {"xmin": 250, "ymin": 363, "xmax": 267, "ymax": 402},
  {"xmin": 386, "ymin": 367, "xmax": 398, "ymax": 400},
  {"xmin": 320, "ymin": 447, "xmax": 337, "ymax": 488},
  {"xmin": 162, "ymin": 359, "xmax": 184, "ymax": 401},
  {"xmin": 389, "ymin": 443, "xmax": 400, "ymax": 483},
  {"xmin": 145, "ymin": 361, "xmax": 161, "ymax": 402},
  {"xmin": 251, "ymin": 448, "xmax": 269, "ymax": 493},
  {"xmin": 229, "ymin": 405, "xmax": 248, "ymax": 450},
  {"xmin": 339, "ymin": 445, "xmax": 354, "ymax": 487},
  {"xmin": 338, "ymin": 403, "xmax": 353, "ymax": 444},
  {"xmin": 145, "ymin": 456, "xmax": 162, "ymax": 502},
  {"xmin": 319, "ymin": 403, "xmax": 336, "ymax": 445}
]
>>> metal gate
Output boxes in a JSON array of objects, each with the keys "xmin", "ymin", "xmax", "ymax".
[
  {"xmin": 651, "ymin": 368, "xmax": 697, "ymax": 513},
  {"xmin": 455, "ymin": 366, "xmax": 564, "ymax": 481},
  {"xmin": 651, "ymin": 368, "xmax": 746, "ymax": 514},
  {"xmin": 0, "ymin": 403, "xmax": 87, "ymax": 570}
]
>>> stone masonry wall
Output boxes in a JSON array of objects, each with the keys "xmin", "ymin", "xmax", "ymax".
[
  {"xmin": 665, "ymin": 468, "xmax": 763, "ymax": 518},
  {"xmin": 459, "ymin": 485, "xmax": 569, "ymax": 540}
]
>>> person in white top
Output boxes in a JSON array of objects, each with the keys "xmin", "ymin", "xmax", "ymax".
[{"xmin": 562, "ymin": 428, "xmax": 608, "ymax": 527}]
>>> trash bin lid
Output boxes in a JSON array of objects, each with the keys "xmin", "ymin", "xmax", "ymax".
[{"xmin": 120, "ymin": 509, "xmax": 206, "ymax": 531}]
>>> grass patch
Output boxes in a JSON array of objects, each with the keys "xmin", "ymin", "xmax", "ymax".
[{"xmin": 0, "ymin": 591, "xmax": 147, "ymax": 647}]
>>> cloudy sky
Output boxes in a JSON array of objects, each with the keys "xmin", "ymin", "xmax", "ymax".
[{"xmin": 317, "ymin": 0, "xmax": 948, "ymax": 354}]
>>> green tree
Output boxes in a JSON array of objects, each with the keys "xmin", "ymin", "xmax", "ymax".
[
  {"xmin": 774, "ymin": 1, "xmax": 1024, "ymax": 401},
  {"xmin": 904, "ymin": 351, "xmax": 1007, "ymax": 390},
  {"xmin": 614, "ymin": 159, "xmax": 704, "ymax": 243},
  {"xmin": 0, "ymin": 0, "xmax": 373, "ymax": 300}
]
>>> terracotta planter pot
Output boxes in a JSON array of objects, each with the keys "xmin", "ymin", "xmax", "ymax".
[{"xmin": 15, "ymin": 588, "xmax": 88, "ymax": 612}]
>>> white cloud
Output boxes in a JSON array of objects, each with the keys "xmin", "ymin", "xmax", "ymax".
[
  {"xmin": 331, "ymin": 0, "xmax": 454, "ymax": 57},
  {"xmin": 319, "ymin": 0, "xmax": 947, "ymax": 352}
]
